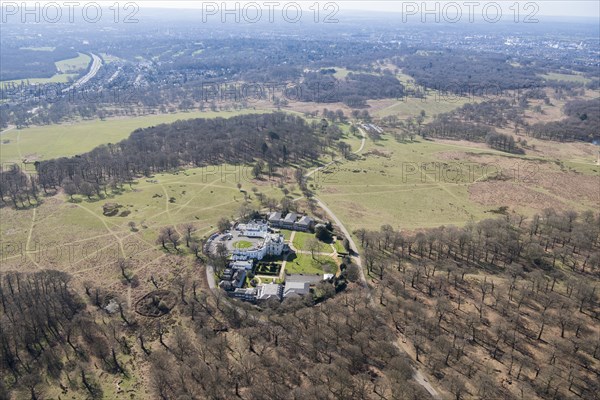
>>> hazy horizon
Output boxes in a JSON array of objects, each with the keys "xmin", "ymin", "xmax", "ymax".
[{"xmin": 14, "ymin": 0, "xmax": 600, "ymax": 19}]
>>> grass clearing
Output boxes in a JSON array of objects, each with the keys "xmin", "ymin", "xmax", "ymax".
[
  {"xmin": 19, "ymin": 46, "xmax": 56, "ymax": 51},
  {"xmin": 540, "ymin": 72, "xmax": 591, "ymax": 84},
  {"xmin": 1, "ymin": 73, "xmax": 79, "ymax": 86},
  {"xmin": 100, "ymin": 53, "xmax": 122, "ymax": 63},
  {"xmin": 315, "ymin": 133, "xmax": 599, "ymax": 232},
  {"xmin": 55, "ymin": 52, "xmax": 91, "ymax": 73},
  {"xmin": 332, "ymin": 67, "xmax": 352, "ymax": 79},
  {"xmin": 370, "ymin": 92, "xmax": 473, "ymax": 120}
]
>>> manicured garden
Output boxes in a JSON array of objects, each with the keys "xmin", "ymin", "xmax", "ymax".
[
  {"xmin": 285, "ymin": 253, "xmax": 338, "ymax": 275},
  {"xmin": 254, "ymin": 262, "xmax": 282, "ymax": 276},
  {"xmin": 292, "ymin": 231, "xmax": 331, "ymax": 253},
  {"xmin": 232, "ymin": 240, "xmax": 254, "ymax": 249}
]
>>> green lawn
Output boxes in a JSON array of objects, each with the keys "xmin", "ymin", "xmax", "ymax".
[
  {"xmin": 280, "ymin": 229, "xmax": 293, "ymax": 241},
  {"xmin": 232, "ymin": 240, "xmax": 253, "ymax": 249},
  {"xmin": 292, "ymin": 231, "xmax": 331, "ymax": 253},
  {"xmin": 333, "ymin": 239, "xmax": 346, "ymax": 254},
  {"xmin": 286, "ymin": 253, "xmax": 330, "ymax": 275}
]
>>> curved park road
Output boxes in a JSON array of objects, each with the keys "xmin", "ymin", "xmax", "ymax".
[
  {"xmin": 205, "ymin": 124, "xmax": 440, "ymax": 399},
  {"xmin": 309, "ymin": 127, "xmax": 441, "ymax": 400}
]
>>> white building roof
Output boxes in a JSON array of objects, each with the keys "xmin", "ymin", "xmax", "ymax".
[
  {"xmin": 257, "ymin": 284, "xmax": 283, "ymax": 300},
  {"xmin": 284, "ymin": 212, "xmax": 298, "ymax": 223},
  {"xmin": 297, "ymin": 216, "xmax": 313, "ymax": 226},
  {"xmin": 268, "ymin": 211, "xmax": 282, "ymax": 221},
  {"xmin": 231, "ymin": 260, "xmax": 253, "ymax": 270},
  {"xmin": 283, "ymin": 281, "xmax": 310, "ymax": 298}
]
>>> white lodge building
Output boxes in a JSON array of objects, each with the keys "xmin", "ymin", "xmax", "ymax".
[
  {"xmin": 238, "ymin": 221, "xmax": 269, "ymax": 237},
  {"xmin": 232, "ymin": 221, "xmax": 285, "ymax": 260}
]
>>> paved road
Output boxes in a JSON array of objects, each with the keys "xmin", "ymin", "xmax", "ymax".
[
  {"xmin": 206, "ymin": 263, "xmax": 216, "ymax": 289},
  {"xmin": 306, "ymin": 125, "xmax": 367, "ymax": 284},
  {"xmin": 312, "ymin": 197, "xmax": 366, "ymax": 285},
  {"xmin": 62, "ymin": 53, "xmax": 103, "ymax": 93},
  {"xmin": 204, "ymin": 236, "xmax": 218, "ymax": 289},
  {"xmin": 308, "ymin": 127, "xmax": 442, "ymax": 400}
]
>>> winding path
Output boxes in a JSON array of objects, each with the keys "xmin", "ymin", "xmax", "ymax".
[
  {"xmin": 308, "ymin": 126, "xmax": 442, "ymax": 400},
  {"xmin": 203, "ymin": 123, "xmax": 441, "ymax": 399}
]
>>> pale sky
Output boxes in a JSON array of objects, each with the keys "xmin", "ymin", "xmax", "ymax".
[
  {"xmin": 12, "ymin": 1, "xmax": 600, "ymax": 18},
  {"xmin": 134, "ymin": 1, "xmax": 598, "ymax": 18}
]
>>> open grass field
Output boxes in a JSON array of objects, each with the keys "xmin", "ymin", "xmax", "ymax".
[
  {"xmin": 314, "ymin": 133, "xmax": 600, "ymax": 233},
  {"xmin": 0, "ymin": 109, "xmax": 273, "ymax": 163},
  {"xmin": 55, "ymin": 52, "xmax": 91, "ymax": 73},
  {"xmin": 99, "ymin": 53, "xmax": 122, "ymax": 63},
  {"xmin": 19, "ymin": 46, "xmax": 56, "ymax": 51},
  {"xmin": 369, "ymin": 93, "xmax": 474, "ymax": 120},
  {"xmin": 0, "ymin": 73, "xmax": 79, "ymax": 86}
]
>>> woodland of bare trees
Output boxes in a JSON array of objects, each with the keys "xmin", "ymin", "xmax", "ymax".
[
  {"xmin": 527, "ymin": 98, "xmax": 600, "ymax": 142},
  {"xmin": 356, "ymin": 209, "xmax": 600, "ymax": 399},
  {"xmin": 422, "ymin": 97, "xmax": 599, "ymax": 148},
  {"xmin": 0, "ymin": 271, "xmax": 133, "ymax": 399},
  {"xmin": 0, "ymin": 165, "xmax": 40, "ymax": 209},
  {"xmin": 147, "ymin": 287, "xmax": 430, "ymax": 400},
  {"xmin": 0, "ymin": 266, "xmax": 433, "ymax": 399}
]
